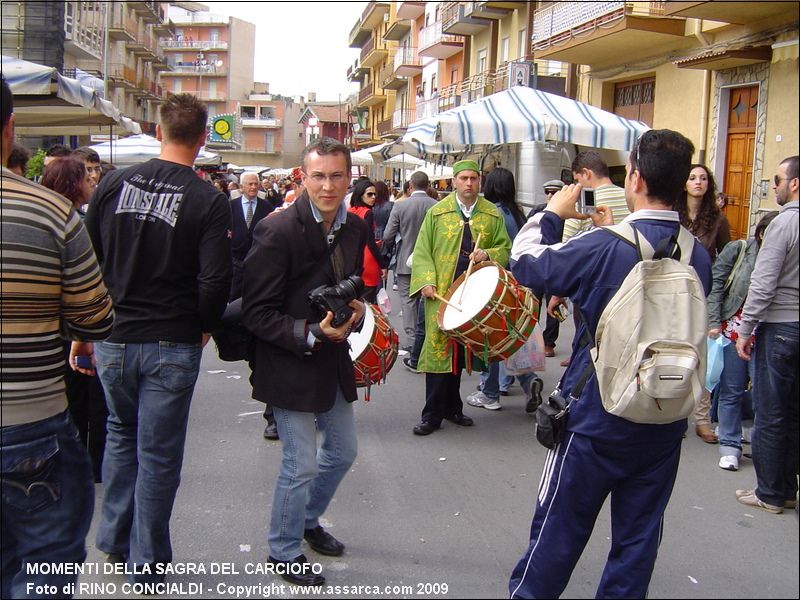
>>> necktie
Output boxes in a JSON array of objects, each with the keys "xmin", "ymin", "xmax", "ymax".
[{"xmin": 245, "ymin": 200, "xmax": 254, "ymax": 228}]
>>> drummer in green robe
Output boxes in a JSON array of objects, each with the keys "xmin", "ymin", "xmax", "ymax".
[{"xmin": 409, "ymin": 160, "xmax": 512, "ymax": 436}]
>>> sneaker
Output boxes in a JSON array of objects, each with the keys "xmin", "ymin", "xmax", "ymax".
[
  {"xmin": 392, "ymin": 284, "xmax": 398, "ymax": 291},
  {"xmin": 466, "ymin": 391, "xmax": 502, "ymax": 410},
  {"xmin": 525, "ymin": 377, "xmax": 544, "ymax": 414},
  {"xmin": 735, "ymin": 489, "xmax": 783, "ymax": 514},
  {"xmin": 718, "ymin": 455, "xmax": 739, "ymax": 471},
  {"xmin": 736, "ymin": 489, "xmax": 797, "ymax": 509},
  {"xmin": 402, "ymin": 356, "xmax": 419, "ymax": 373}
]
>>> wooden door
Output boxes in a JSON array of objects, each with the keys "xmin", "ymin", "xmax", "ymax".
[{"xmin": 723, "ymin": 85, "xmax": 758, "ymax": 240}]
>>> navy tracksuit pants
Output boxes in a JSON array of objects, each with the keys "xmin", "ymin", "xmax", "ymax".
[{"xmin": 509, "ymin": 432, "xmax": 682, "ymax": 599}]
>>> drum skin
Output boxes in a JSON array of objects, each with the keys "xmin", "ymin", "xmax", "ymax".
[
  {"xmin": 436, "ymin": 262, "xmax": 539, "ymax": 361},
  {"xmin": 349, "ymin": 304, "xmax": 399, "ymax": 387}
]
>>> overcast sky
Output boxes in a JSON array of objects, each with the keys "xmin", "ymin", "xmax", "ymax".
[{"xmin": 204, "ymin": 1, "xmax": 367, "ymax": 102}]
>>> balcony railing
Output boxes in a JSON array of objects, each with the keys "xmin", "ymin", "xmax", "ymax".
[
  {"xmin": 107, "ymin": 63, "xmax": 137, "ymax": 85},
  {"xmin": 169, "ymin": 12, "xmax": 229, "ymax": 24},
  {"xmin": 419, "ymin": 22, "xmax": 462, "ymax": 52},
  {"xmin": 168, "ymin": 63, "xmax": 227, "ymax": 75},
  {"xmin": 394, "ymin": 46, "xmax": 421, "ymax": 68},
  {"xmin": 415, "ymin": 98, "xmax": 439, "ymax": 121},
  {"xmin": 392, "ymin": 108, "xmax": 414, "ymax": 130},
  {"xmin": 241, "ymin": 117, "xmax": 282, "ymax": 127},
  {"xmin": 358, "ymin": 85, "xmax": 375, "ymax": 104},
  {"xmin": 532, "ymin": 1, "xmax": 666, "ymax": 49},
  {"xmin": 160, "ymin": 39, "xmax": 229, "ymax": 50},
  {"xmin": 377, "ymin": 118, "xmax": 393, "ymax": 137}
]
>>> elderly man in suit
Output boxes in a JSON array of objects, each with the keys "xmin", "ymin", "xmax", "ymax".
[
  {"xmin": 230, "ymin": 172, "xmax": 274, "ymax": 302},
  {"xmin": 383, "ymin": 170, "xmax": 437, "ymax": 353}
]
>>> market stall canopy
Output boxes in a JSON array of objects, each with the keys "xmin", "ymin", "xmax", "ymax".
[
  {"xmin": 402, "ymin": 86, "xmax": 649, "ymax": 153},
  {"xmin": 2, "ymin": 55, "xmax": 141, "ymax": 135},
  {"xmin": 90, "ymin": 134, "xmax": 220, "ymax": 166}
]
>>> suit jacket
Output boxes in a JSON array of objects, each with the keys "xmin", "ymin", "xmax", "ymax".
[
  {"xmin": 242, "ymin": 193, "xmax": 370, "ymax": 412},
  {"xmin": 382, "ymin": 191, "xmax": 437, "ymax": 275},
  {"xmin": 230, "ymin": 195, "xmax": 273, "ymax": 262}
]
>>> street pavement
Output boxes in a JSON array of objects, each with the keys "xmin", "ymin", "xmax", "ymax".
[{"xmin": 77, "ymin": 287, "xmax": 798, "ymax": 599}]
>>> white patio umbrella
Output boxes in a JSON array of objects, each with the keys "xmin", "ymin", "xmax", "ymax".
[{"xmin": 90, "ymin": 134, "xmax": 220, "ymax": 166}]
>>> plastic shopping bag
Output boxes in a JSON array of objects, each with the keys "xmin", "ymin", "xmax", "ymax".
[
  {"xmin": 504, "ymin": 322, "xmax": 546, "ymax": 375},
  {"xmin": 376, "ymin": 287, "xmax": 392, "ymax": 315},
  {"xmin": 705, "ymin": 335, "xmax": 729, "ymax": 392}
]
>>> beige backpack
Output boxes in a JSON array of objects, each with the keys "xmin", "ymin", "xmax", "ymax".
[{"xmin": 590, "ymin": 223, "xmax": 707, "ymax": 424}]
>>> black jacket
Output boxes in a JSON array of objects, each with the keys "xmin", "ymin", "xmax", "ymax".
[
  {"xmin": 242, "ymin": 193, "xmax": 369, "ymax": 412},
  {"xmin": 230, "ymin": 195, "xmax": 273, "ymax": 262}
]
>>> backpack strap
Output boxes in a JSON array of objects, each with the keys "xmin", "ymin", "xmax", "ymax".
[
  {"xmin": 723, "ymin": 239, "xmax": 748, "ymax": 292},
  {"xmin": 602, "ymin": 222, "xmax": 655, "ymax": 260}
]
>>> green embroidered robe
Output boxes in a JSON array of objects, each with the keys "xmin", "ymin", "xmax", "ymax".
[{"xmin": 409, "ymin": 192, "xmax": 512, "ymax": 373}]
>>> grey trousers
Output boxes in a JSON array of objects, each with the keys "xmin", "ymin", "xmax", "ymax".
[{"xmin": 396, "ymin": 273, "xmax": 418, "ymax": 350}]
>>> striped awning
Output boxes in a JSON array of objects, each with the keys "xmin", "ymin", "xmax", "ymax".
[{"xmin": 402, "ymin": 86, "xmax": 649, "ymax": 152}]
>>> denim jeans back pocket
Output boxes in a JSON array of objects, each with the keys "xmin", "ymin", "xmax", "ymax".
[
  {"xmin": 158, "ymin": 342, "xmax": 202, "ymax": 392},
  {"xmin": 96, "ymin": 341, "xmax": 126, "ymax": 387},
  {"xmin": 1, "ymin": 434, "xmax": 61, "ymax": 512}
]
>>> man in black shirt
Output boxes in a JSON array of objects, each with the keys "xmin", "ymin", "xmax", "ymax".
[{"xmin": 79, "ymin": 94, "xmax": 231, "ymax": 583}]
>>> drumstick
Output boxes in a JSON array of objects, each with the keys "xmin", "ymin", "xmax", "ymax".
[
  {"xmin": 457, "ymin": 232, "xmax": 483, "ymax": 304},
  {"xmin": 433, "ymin": 293, "xmax": 462, "ymax": 312}
]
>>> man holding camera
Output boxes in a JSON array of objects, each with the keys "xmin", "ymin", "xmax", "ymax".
[
  {"xmin": 508, "ymin": 130, "xmax": 712, "ymax": 598},
  {"xmin": 242, "ymin": 138, "xmax": 370, "ymax": 587}
]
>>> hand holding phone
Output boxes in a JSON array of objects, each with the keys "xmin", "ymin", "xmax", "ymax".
[
  {"xmin": 73, "ymin": 355, "xmax": 93, "ymax": 369},
  {"xmin": 579, "ymin": 188, "xmax": 596, "ymax": 213}
]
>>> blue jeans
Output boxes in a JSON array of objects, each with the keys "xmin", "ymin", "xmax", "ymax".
[
  {"xmin": 94, "ymin": 341, "xmax": 202, "ymax": 582},
  {"xmin": 269, "ymin": 389, "xmax": 357, "ymax": 561},
  {"xmin": 751, "ymin": 321, "xmax": 799, "ymax": 506},
  {"xmin": 1, "ymin": 411, "xmax": 94, "ymax": 599},
  {"xmin": 717, "ymin": 341, "xmax": 751, "ymax": 457},
  {"xmin": 479, "ymin": 363, "xmax": 536, "ymax": 400}
]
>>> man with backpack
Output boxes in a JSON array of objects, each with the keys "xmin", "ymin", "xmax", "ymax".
[{"xmin": 507, "ymin": 129, "xmax": 712, "ymax": 599}]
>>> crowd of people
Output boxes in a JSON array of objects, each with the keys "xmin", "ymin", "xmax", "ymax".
[{"xmin": 1, "ymin": 74, "xmax": 798, "ymax": 599}]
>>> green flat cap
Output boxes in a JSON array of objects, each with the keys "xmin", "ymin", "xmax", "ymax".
[{"xmin": 452, "ymin": 159, "xmax": 480, "ymax": 176}]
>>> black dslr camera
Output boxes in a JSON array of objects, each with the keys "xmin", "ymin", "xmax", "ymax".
[{"xmin": 308, "ymin": 275, "xmax": 365, "ymax": 327}]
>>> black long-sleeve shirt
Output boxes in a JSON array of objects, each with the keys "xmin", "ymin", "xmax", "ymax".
[{"xmin": 86, "ymin": 159, "xmax": 232, "ymax": 343}]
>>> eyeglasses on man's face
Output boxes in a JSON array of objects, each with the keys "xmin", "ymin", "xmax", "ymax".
[{"xmin": 304, "ymin": 172, "xmax": 347, "ymax": 185}]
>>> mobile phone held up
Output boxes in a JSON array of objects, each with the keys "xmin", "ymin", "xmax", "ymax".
[
  {"xmin": 73, "ymin": 355, "xmax": 93, "ymax": 369},
  {"xmin": 579, "ymin": 188, "xmax": 596, "ymax": 213}
]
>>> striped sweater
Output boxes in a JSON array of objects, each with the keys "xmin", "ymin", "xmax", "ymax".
[{"xmin": 1, "ymin": 167, "xmax": 114, "ymax": 426}]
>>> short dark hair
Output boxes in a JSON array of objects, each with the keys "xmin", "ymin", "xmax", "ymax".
[
  {"xmin": 159, "ymin": 93, "xmax": 208, "ymax": 146},
  {"xmin": 301, "ymin": 136, "xmax": 352, "ymax": 173},
  {"xmin": 71, "ymin": 146, "xmax": 101, "ymax": 164},
  {"xmin": 41, "ymin": 156, "xmax": 89, "ymax": 205},
  {"xmin": 46, "ymin": 143, "xmax": 71, "ymax": 158},
  {"xmin": 571, "ymin": 150, "xmax": 610, "ymax": 178},
  {"xmin": 629, "ymin": 129, "xmax": 694, "ymax": 208},
  {"xmin": 754, "ymin": 210, "xmax": 779, "ymax": 243},
  {"xmin": 8, "ymin": 143, "xmax": 31, "ymax": 172},
  {"xmin": 1, "ymin": 75, "xmax": 12, "ymax": 129},
  {"xmin": 410, "ymin": 171, "xmax": 430, "ymax": 191},
  {"xmin": 780, "ymin": 155, "xmax": 799, "ymax": 181}
]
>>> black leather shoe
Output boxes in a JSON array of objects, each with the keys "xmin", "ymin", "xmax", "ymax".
[
  {"xmin": 267, "ymin": 554, "xmax": 325, "ymax": 587},
  {"xmin": 444, "ymin": 413, "xmax": 474, "ymax": 426},
  {"xmin": 304, "ymin": 526, "xmax": 345, "ymax": 556},
  {"xmin": 413, "ymin": 421, "xmax": 440, "ymax": 435},
  {"xmin": 263, "ymin": 421, "xmax": 279, "ymax": 440},
  {"xmin": 525, "ymin": 377, "xmax": 544, "ymax": 414}
]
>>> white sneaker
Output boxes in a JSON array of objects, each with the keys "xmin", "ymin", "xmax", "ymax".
[
  {"xmin": 719, "ymin": 455, "xmax": 739, "ymax": 471},
  {"xmin": 466, "ymin": 391, "xmax": 501, "ymax": 411}
]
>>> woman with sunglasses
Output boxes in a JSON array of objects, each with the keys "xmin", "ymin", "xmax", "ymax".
[{"xmin": 349, "ymin": 179, "xmax": 386, "ymax": 303}]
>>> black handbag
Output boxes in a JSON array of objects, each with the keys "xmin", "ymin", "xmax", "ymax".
[{"xmin": 535, "ymin": 392, "xmax": 570, "ymax": 449}]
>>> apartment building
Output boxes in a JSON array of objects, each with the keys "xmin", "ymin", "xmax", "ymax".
[
  {"xmin": 0, "ymin": 1, "xmax": 170, "ymax": 134},
  {"xmin": 530, "ymin": 0, "xmax": 798, "ymax": 236}
]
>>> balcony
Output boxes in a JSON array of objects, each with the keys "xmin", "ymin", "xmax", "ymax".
[
  {"xmin": 129, "ymin": 1, "xmax": 161, "ymax": 24},
  {"xmin": 133, "ymin": 76, "xmax": 152, "ymax": 96},
  {"xmin": 464, "ymin": 1, "xmax": 511, "ymax": 20},
  {"xmin": 195, "ymin": 92, "xmax": 228, "ymax": 102},
  {"xmin": 349, "ymin": 18, "xmax": 371, "ymax": 48},
  {"xmin": 151, "ymin": 53, "xmax": 171, "ymax": 71},
  {"xmin": 169, "ymin": 12, "xmax": 229, "ymax": 25},
  {"xmin": 160, "ymin": 39, "xmax": 229, "ymax": 50},
  {"xmin": 347, "ymin": 60, "xmax": 368, "ymax": 82},
  {"xmin": 415, "ymin": 98, "xmax": 439, "ymax": 121},
  {"xmin": 380, "ymin": 60, "xmax": 407, "ymax": 90},
  {"xmin": 394, "ymin": 47, "xmax": 423, "ymax": 77},
  {"xmin": 391, "ymin": 108, "xmax": 414, "ymax": 131},
  {"xmin": 358, "ymin": 83, "xmax": 387, "ymax": 108},
  {"xmin": 106, "ymin": 64, "xmax": 137, "ymax": 89},
  {"xmin": 397, "ymin": 1, "xmax": 426, "ymax": 20},
  {"xmin": 168, "ymin": 63, "xmax": 228, "ymax": 76},
  {"xmin": 531, "ymin": 1, "xmax": 688, "ymax": 67},
  {"xmin": 130, "ymin": 29, "xmax": 158, "ymax": 59},
  {"xmin": 419, "ymin": 22, "xmax": 463, "ymax": 59},
  {"xmin": 241, "ymin": 117, "xmax": 282, "ymax": 128},
  {"xmin": 362, "ymin": 1, "xmax": 391, "ymax": 29},
  {"xmin": 153, "ymin": 17, "xmax": 174, "ymax": 37},
  {"xmin": 108, "ymin": 14, "xmax": 137, "ymax": 42},
  {"xmin": 64, "ymin": 18, "xmax": 104, "ymax": 60},
  {"xmin": 360, "ymin": 35, "xmax": 389, "ymax": 68},
  {"xmin": 662, "ymin": 1, "xmax": 792, "ymax": 25},
  {"xmin": 442, "ymin": 2, "xmax": 490, "ymax": 36},
  {"xmin": 377, "ymin": 117, "xmax": 393, "ymax": 138},
  {"xmin": 384, "ymin": 19, "xmax": 413, "ymax": 41}
]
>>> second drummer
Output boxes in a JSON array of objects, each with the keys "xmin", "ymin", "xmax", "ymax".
[{"xmin": 410, "ymin": 160, "xmax": 512, "ymax": 436}]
